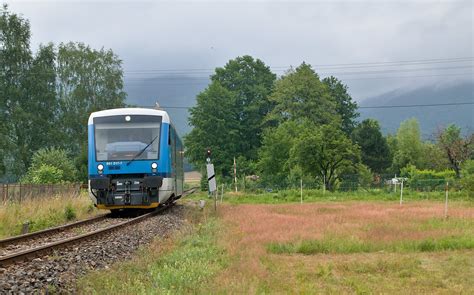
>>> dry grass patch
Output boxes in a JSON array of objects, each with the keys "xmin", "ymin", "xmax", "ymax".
[
  {"xmin": 213, "ymin": 201, "xmax": 474, "ymax": 293},
  {"xmin": 0, "ymin": 191, "xmax": 100, "ymax": 238}
]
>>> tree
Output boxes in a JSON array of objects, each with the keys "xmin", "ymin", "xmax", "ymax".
[
  {"xmin": 11, "ymin": 43, "xmax": 59, "ymax": 174},
  {"xmin": 257, "ymin": 121, "xmax": 307, "ymax": 186},
  {"xmin": 351, "ymin": 119, "xmax": 391, "ymax": 173},
  {"xmin": 418, "ymin": 142, "xmax": 450, "ymax": 171},
  {"xmin": 391, "ymin": 118, "xmax": 424, "ymax": 172},
  {"xmin": 268, "ymin": 63, "xmax": 338, "ymax": 126},
  {"xmin": 437, "ymin": 124, "xmax": 474, "ymax": 178},
  {"xmin": 211, "ymin": 55, "xmax": 276, "ymax": 161},
  {"xmin": 290, "ymin": 123, "xmax": 360, "ymax": 191},
  {"xmin": 184, "ymin": 82, "xmax": 240, "ymax": 177},
  {"xmin": 322, "ymin": 76, "xmax": 359, "ymax": 134},
  {"xmin": 0, "ymin": 4, "xmax": 32, "ymax": 177},
  {"xmin": 56, "ymin": 42, "xmax": 126, "ymax": 155},
  {"xmin": 186, "ymin": 56, "xmax": 276, "ymax": 176}
]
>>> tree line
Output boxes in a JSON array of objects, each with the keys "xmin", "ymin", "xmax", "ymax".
[
  {"xmin": 184, "ymin": 56, "xmax": 474, "ymax": 192},
  {"xmin": 0, "ymin": 5, "xmax": 125, "ymax": 182}
]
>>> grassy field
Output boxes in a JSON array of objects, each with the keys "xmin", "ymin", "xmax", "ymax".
[
  {"xmin": 0, "ymin": 191, "xmax": 101, "ymax": 238},
  {"xmin": 218, "ymin": 188, "xmax": 472, "ymax": 204},
  {"xmin": 76, "ymin": 191, "xmax": 473, "ymax": 294},
  {"xmin": 77, "ymin": 205, "xmax": 226, "ymax": 294}
]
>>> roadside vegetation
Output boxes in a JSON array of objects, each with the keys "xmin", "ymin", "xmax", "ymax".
[
  {"xmin": 189, "ymin": 188, "xmax": 473, "ymax": 205},
  {"xmin": 77, "ymin": 206, "xmax": 227, "ymax": 294},
  {"xmin": 75, "ymin": 196, "xmax": 473, "ymax": 294},
  {"xmin": 212, "ymin": 200, "xmax": 473, "ymax": 293},
  {"xmin": 0, "ymin": 191, "xmax": 99, "ymax": 238}
]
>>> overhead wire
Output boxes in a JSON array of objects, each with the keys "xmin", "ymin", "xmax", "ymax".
[{"xmin": 135, "ymin": 101, "xmax": 474, "ymax": 110}]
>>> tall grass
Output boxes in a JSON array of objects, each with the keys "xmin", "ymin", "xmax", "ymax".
[
  {"xmin": 77, "ymin": 216, "xmax": 227, "ymax": 294},
  {"xmin": 267, "ymin": 235, "xmax": 474, "ymax": 255},
  {"xmin": 0, "ymin": 191, "xmax": 99, "ymax": 238},
  {"xmin": 220, "ymin": 188, "xmax": 472, "ymax": 204}
]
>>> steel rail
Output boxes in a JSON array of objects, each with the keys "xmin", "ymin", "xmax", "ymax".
[
  {"xmin": 0, "ymin": 187, "xmax": 198, "ymax": 267},
  {"xmin": 0, "ymin": 214, "xmax": 108, "ymax": 248}
]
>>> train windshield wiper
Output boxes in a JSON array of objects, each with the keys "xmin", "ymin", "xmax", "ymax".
[{"xmin": 126, "ymin": 135, "xmax": 159, "ymax": 166}]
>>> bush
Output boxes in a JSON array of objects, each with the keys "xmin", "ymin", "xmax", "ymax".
[
  {"xmin": 21, "ymin": 148, "xmax": 77, "ymax": 183},
  {"xmin": 30, "ymin": 164, "xmax": 64, "ymax": 184},
  {"xmin": 401, "ymin": 165, "xmax": 455, "ymax": 191},
  {"xmin": 64, "ymin": 204, "xmax": 77, "ymax": 221},
  {"xmin": 460, "ymin": 160, "xmax": 474, "ymax": 198}
]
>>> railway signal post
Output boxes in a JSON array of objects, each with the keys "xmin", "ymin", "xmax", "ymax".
[{"xmin": 206, "ymin": 149, "xmax": 218, "ymax": 211}]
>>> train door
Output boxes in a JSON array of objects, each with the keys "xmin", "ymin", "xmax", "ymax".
[{"xmin": 170, "ymin": 126, "xmax": 177, "ymax": 193}]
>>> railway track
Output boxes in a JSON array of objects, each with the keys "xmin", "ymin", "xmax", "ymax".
[{"xmin": 0, "ymin": 187, "xmax": 198, "ymax": 267}]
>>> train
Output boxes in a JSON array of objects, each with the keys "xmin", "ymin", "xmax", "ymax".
[{"xmin": 87, "ymin": 108, "xmax": 184, "ymax": 213}]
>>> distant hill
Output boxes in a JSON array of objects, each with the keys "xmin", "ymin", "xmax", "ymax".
[
  {"xmin": 125, "ymin": 76, "xmax": 474, "ymax": 139},
  {"xmin": 124, "ymin": 76, "xmax": 209, "ymax": 136},
  {"xmin": 358, "ymin": 81, "xmax": 474, "ymax": 138}
]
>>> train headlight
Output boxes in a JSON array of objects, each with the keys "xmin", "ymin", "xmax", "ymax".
[
  {"xmin": 97, "ymin": 164, "xmax": 104, "ymax": 174},
  {"xmin": 151, "ymin": 162, "xmax": 158, "ymax": 170}
]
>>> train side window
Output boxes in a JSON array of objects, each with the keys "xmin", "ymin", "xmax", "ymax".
[{"xmin": 168, "ymin": 128, "xmax": 171, "ymax": 145}]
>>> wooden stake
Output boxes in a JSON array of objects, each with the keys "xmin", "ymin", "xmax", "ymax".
[
  {"xmin": 444, "ymin": 182, "xmax": 449, "ymax": 219},
  {"xmin": 300, "ymin": 179, "xmax": 303, "ymax": 204},
  {"xmin": 400, "ymin": 180, "xmax": 404, "ymax": 206}
]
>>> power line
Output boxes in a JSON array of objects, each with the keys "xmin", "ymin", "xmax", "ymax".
[
  {"xmin": 123, "ymin": 72, "xmax": 473, "ymax": 86},
  {"xmin": 122, "ymin": 64, "xmax": 473, "ymax": 79},
  {"xmin": 136, "ymin": 101, "xmax": 474, "ymax": 110},
  {"xmin": 123, "ymin": 56, "xmax": 473, "ymax": 74},
  {"xmin": 358, "ymin": 102, "xmax": 474, "ymax": 109}
]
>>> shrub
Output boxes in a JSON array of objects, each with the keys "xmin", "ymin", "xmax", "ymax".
[
  {"xmin": 460, "ymin": 160, "xmax": 474, "ymax": 198},
  {"xmin": 64, "ymin": 204, "xmax": 77, "ymax": 221},
  {"xmin": 21, "ymin": 148, "xmax": 77, "ymax": 183},
  {"xmin": 30, "ymin": 164, "xmax": 64, "ymax": 184},
  {"xmin": 401, "ymin": 165, "xmax": 455, "ymax": 191}
]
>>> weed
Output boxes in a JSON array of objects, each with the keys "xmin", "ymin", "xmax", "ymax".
[
  {"xmin": 77, "ymin": 216, "xmax": 227, "ymax": 294},
  {"xmin": 267, "ymin": 235, "xmax": 474, "ymax": 254},
  {"xmin": 64, "ymin": 204, "xmax": 77, "ymax": 221},
  {"xmin": 0, "ymin": 191, "xmax": 99, "ymax": 238}
]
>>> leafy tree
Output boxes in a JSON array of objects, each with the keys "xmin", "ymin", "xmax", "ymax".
[
  {"xmin": 211, "ymin": 55, "xmax": 276, "ymax": 161},
  {"xmin": 184, "ymin": 82, "xmax": 240, "ymax": 177},
  {"xmin": 351, "ymin": 119, "xmax": 391, "ymax": 173},
  {"xmin": 11, "ymin": 43, "xmax": 59, "ymax": 174},
  {"xmin": 186, "ymin": 56, "xmax": 275, "ymax": 176},
  {"xmin": 268, "ymin": 63, "xmax": 338, "ymax": 126},
  {"xmin": 322, "ymin": 76, "xmax": 359, "ymax": 134},
  {"xmin": 257, "ymin": 121, "xmax": 307, "ymax": 186},
  {"xmin": 56, "ymin": 42, "xmax": 126, "ymax": 155},
  {"xmin": 437, "ymin": 124, "xmax": 474, "ymax": 178},
  {"xmin": 0, "ymin": 4, "xmax": 32, "ymax": 177},
  {"xmin": 391, "ymin": 118, "xmax": 424, "ymax": 172},
  {"xmin": 22, "ymin": 148, "xmax": 77, "ymax": 183},
  {"xmin": 290, "ymin": 123, "xmax": 360, "ymax": 191},
  {"xmin": 418, "ymin": 142, "xmax": 450, "ymax": 171}
]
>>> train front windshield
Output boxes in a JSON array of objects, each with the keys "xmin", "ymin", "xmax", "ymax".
[{"xmin": 94, "ymin": 115, "xmax": 161, "ymax": 161}]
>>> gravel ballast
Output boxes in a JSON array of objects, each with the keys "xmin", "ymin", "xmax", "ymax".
[{"xmin": 0, "ymin": 204, "xmax": 186, "ymax": 293}]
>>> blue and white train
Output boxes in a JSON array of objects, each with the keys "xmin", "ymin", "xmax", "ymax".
[{"xmin": 87, "ymin": 108, "xmax": 184, "ymax": 212}]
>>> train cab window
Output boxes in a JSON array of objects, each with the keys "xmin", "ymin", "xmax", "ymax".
[{"xmin": 94, "ymin": 115, "xmax": 162, "ymax": 161}]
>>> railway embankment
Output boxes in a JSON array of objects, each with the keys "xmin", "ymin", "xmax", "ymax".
[
  {"xmin": 0, "ymin": 204, "xmax": 187, "ymax": 293},
  {"xmin": 0, "ymin": 191, "xmax": 101, "ymax": 239}
]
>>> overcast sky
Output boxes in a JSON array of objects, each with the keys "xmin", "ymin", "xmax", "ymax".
[{"xmin": 6, "ymin": 0, "xmax": 474, "ymax": 100}]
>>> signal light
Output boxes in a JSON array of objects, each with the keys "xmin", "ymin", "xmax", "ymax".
[{"xmin": 206, "ymin": 149, "xmax": 211, "ymax": 157}]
